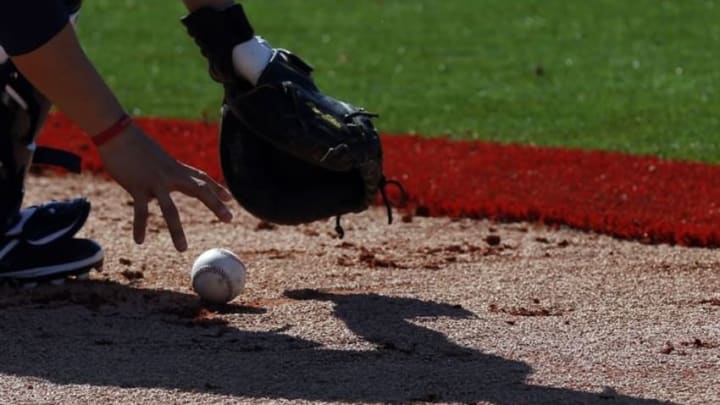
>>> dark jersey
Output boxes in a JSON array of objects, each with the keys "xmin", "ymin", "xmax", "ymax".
[{"xmin": 0, "ymin": 1, "xmax": 70, "ymax": 56}]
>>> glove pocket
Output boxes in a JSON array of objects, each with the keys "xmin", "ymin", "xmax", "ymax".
[
  {"xmin": 226, "ymin": 82, "xmax": 358, "ymax": 171},
  {"xmin": 219, "ymin": 109, "xmax": 368, "ymax": 225}
]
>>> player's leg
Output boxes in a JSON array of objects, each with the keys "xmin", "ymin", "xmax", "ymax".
[
  {"xmin": 181, "ymin": 1, "xmax": 273, "ymax": 86},
  {"xmin": 0, "ymin": 0, "xmax": 84, "ymax": 231},
  {"xmin": 0, "ymin": 56, "xmax": 103, "ymax": 284},
  {"xmin": 0, "ymin": 52, "xmax": 52, "ymax": 228},
  {"xmin": 0, "ymin": 0, "xmax": 103, "ymax": 283}
]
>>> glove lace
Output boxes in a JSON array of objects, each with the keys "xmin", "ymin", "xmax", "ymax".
[
  {"xmin": 333, "ymin": 176, "xmax": 407, "ymax": 239},
  {"xmin": 344, "ymin": 110, "xmax": 379, "ymax": 120}
]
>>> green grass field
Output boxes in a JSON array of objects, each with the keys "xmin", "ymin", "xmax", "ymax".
[{"xmin": 78, "ymin": 0, "xmax": 720, "ymax": 162}]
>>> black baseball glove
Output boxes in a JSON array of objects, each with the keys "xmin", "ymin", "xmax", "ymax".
[{"xmin": 182, "ymin": 6, "xmax": 403, "ymax": 237}]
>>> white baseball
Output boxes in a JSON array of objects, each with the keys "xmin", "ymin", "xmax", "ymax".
[{"xmin": 191, "ymin": 248, "xmax": 247, "ymax": 304}]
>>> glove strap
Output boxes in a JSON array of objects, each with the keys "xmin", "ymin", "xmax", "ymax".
[{"xmin": 379, "ymin": 177, "xmax": 408, "ymax": 224}]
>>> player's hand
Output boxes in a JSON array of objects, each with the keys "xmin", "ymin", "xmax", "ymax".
[{"xmin": 97, "ymin": 124, "xmax": 234, "ymax": 251}]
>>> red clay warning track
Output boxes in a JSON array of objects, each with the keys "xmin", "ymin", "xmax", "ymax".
[{"xmin": 39, "ymin": 113, "xmax": 720, "ymax": 247}]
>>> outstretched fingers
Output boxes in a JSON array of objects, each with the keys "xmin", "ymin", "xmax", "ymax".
[
  {"xmin": 129, "ymin": 164, "xmax": 234, "ymax": 251},
  {"xmin": 157, "ymin": 192, "xmax": 187, "ymax": 252},
  {"xmin": 179, "ymin": 167, "xmax": 234, "ymax": 223},
  {"xmin": 132, "ymin": 194, "xmax": 149, "ymax": 245}
]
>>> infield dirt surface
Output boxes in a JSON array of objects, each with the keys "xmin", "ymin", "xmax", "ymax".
[{"xmin": 1, "ymin": 175, "xmax": 719, "ymax": 405}]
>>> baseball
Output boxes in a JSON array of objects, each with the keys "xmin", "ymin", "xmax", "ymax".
[{"xmin": 191, "ymin": 248, "xmax": 247, "ymax": 304}]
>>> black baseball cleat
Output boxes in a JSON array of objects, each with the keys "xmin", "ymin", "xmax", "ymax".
[
  {"xmin": 4, "ymin": 198, "xmax": 90, "ymax": 245},
  {"xmin": 0, "ymin": 197, "xmax": 101, "ymax": 285},
  {"xmin": 0, "ymin": 237, "xmax": 103, "ymax": 284}
]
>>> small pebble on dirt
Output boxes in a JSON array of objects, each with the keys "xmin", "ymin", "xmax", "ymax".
[
  {"xmin": 302, "ymin": 228, "xmax": 320, "ymax": 237},
  {"xmin": 255, "ymin": 221, "xmax": 277, "ymax": 231},
  {"xmin": 660, "ymin": 341, "xmax": 675, "ymax": 354},
  {"xmin": 485, "ymin": 235, "xmax": 501, "ymax": 246},
  {"xmin": 120, "ymin": 270, "xmax": 144, "ymax": 281},
  {"xmin": 415, "ymin": 205, "xmax": 430, "ymax": 217},
  {"xmin": 337, "ymin": 256, "xmax": 354, "ymax": 267}
]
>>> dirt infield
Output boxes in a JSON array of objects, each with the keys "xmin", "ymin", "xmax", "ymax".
[{"xmin": 1, "ymin": 175, "xmax": 719, "ymax": 404}]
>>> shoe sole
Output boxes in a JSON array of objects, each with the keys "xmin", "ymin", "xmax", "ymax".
[
  {"xmin": 10, "ymin": 267, "xmax": 101, "ymax": 289},
  {"xmin": 0, "ymin": 250, "xmax": 104, "ymax": 283}
]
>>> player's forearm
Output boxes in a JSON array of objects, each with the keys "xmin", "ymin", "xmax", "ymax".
[
  {"xmin": 11, "ymin": 24, "xmax": 126, "ymax": 136},
  {"xmin": 183, "ymin": 0, "xmax": 234, "ymax": 12}
]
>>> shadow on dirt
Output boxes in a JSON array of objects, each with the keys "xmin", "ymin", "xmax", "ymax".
[{"xmin": 0, "ymin": 281, "xmax": 674, "ymax": 404}]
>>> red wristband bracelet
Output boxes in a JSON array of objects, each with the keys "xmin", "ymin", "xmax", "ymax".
[{"xmin": 92, "ymin": 114, "xmax": 132, "ymax": 146}]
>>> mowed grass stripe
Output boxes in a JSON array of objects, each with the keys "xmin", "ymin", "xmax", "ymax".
[{"xmin": 78, "ymin": 1, "xmax": 720, "ymax": 162}]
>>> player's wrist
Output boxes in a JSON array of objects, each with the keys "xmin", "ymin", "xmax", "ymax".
[
  {"xmin": 213, "ymin": 0, "xmax": 234, "ymax": 11},
  {"xmin": 183, "ymin": 0, "xmax": 234, "ymax": 13},
  {"xmin": 91, "ymin": 113, "xmax": 133, "ymax": 147}
]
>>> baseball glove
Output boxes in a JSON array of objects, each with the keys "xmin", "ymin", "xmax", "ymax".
[{"xmin": 182, "ymin": 6, "xmax": 404, "ymax": 237}]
